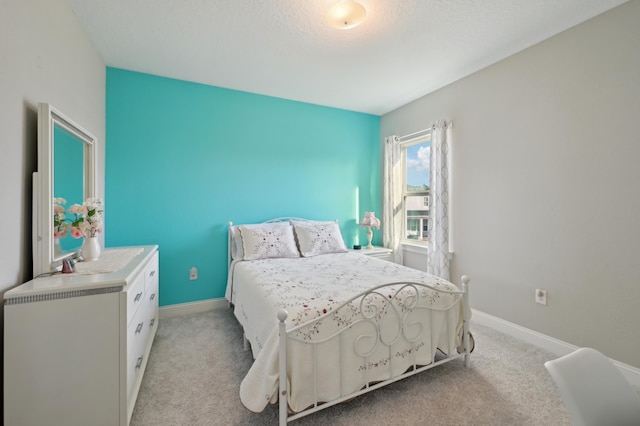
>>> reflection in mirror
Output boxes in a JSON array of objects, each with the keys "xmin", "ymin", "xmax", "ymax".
[
  {"xmin": 53, "ymin": 124, "xmax": 84, "ymax": 254},
  {"xmin": 34, "ymin": 103, "xmax": 97, "ymax": 277}
]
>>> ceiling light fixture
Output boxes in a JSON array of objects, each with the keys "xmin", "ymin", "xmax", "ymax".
[{"xmin": 326, "ymin": 0, "xmax": 367, "ymax": 30}]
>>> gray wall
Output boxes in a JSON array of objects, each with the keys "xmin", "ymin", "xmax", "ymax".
[
  {"xmin": 0, "ymin": 1, "xmax": 105, "ymax": 300},
  {"xmin": 381, "ymin": 1, "xmax": 640, "ymax": 368}
]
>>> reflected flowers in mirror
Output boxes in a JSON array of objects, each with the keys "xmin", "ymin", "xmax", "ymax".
[
  {"xmin": 53, "ymin": 197, "xmax": 70, "ymax": 239},
  {"xmin": 67, "ymin": 198, "xmax": 104, "ymax": 239}
]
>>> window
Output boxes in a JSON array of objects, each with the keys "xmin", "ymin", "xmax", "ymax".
[{"xmin": 401, "ymin": 135, "xmax": 430, "ymax": 243}]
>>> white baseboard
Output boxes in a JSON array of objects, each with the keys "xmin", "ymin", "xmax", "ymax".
[
  {"xmin": 159, "ymin": 298, "xmax": 227, "ymax": 319},
  {"xmin": 472, "ymin": 308, "xmax": 640, "ymax": 389},
  {"xmin": 471, "ymin": 309, "xmax": 578, "ymax": 355}
]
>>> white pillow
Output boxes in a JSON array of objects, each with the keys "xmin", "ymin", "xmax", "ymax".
[
  {"xmin": 292, "ymin": 221, "xmax": 348, "ymax": 257},
  {"xmin": 238, "ymin": 223, "xmax": 300, "ymax": 260}
]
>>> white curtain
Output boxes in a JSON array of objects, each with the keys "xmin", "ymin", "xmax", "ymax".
[
  {"xmin": 427, "ymin": 120, "xmax": 452, "ymax": 279},
  {"xmin": 383, "ymin": 135, "xmax": 403, "ymax": 265}
]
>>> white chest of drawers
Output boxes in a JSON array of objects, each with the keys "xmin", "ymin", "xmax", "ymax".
[{"xmin": 4, "ymin": 245, "xmax": 159, "ymax": 426}]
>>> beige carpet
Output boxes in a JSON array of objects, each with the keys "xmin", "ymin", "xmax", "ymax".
[{"xmin": 130, "ymin": 308, "xmax": 571, "ymax": 426}]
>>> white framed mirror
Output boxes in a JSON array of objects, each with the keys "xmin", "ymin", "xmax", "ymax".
[{"xmin": 33, "ymin": 103, "xmax": 97, "ymax": 276}]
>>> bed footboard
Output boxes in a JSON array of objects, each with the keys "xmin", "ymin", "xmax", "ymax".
[{"xmin": 277, "ymin": 276, "xmax": 471, "ymax": 425}]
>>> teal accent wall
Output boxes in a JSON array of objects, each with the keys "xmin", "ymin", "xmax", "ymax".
[{"xmin": 106, "ymin": 68, "xmax": 380, "ymax": 306}]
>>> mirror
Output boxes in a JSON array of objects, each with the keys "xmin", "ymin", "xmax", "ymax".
[
  {"xmin": 53, "ymin": 125, "xmax": 85, "ymax": 253},
  {"xmin": 33, "ymin": 103, "xmax": 97, "ymax": 276}
]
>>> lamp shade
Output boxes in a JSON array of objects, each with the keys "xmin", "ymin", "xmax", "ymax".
[
  {"xmin": 326, "ymin": 0, "xmax": 367, "ymax": 30},
  {"xmin": 359, "ymin": 212, "xmax": 380, "ymax": 228}
]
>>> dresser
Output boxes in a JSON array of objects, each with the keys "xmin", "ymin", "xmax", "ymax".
[{"xmin": 4, "ymin": 245, "xmax": 159, "ymax": 426}]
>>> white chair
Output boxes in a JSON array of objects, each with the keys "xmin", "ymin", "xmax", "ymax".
[{"xmin": 544, "ymin": 347, "xmax": 640, "ymax": 426}]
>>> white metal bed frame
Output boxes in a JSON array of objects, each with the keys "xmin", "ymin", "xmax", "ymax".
[
  {"xmin": 277, "ymin": 279, "xmax": 471, "ymax": 425},
  {"xmin": 227, "ymin": 220, "xmax": 472, "ymax": 425}
]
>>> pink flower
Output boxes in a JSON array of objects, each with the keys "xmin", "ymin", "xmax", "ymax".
[{"xmin": 71, "ymin": 227, "xmax": 84, "ymax": 239}]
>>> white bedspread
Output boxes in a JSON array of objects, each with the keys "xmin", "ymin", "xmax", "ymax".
[{"xmin": 226, "ymin": 252, "xmax": 464, "ymax": 413}]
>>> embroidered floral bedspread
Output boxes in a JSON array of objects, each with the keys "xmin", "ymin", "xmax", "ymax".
[{"xmin": 226, "ymin": 252, "xmax": 465, "ymax": 413}]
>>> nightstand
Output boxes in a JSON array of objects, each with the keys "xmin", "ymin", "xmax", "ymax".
[{"xmin": 350, "ymin": 246, "xmax": 394, "ymax": 262}]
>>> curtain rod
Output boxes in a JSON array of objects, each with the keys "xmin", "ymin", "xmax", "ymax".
[{"xmin": 398, "ymin": 127, "xmax": 432, "ymax": 142}]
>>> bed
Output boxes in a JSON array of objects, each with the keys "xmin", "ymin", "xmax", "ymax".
[{"xmin": 225, "ymin": 218, "xmax": 472, "ymax": 425}]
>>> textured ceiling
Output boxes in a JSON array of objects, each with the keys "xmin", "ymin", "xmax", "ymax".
[{"xmin": 66, "ymin": 0, "xmax": 627, "ymax": 115}]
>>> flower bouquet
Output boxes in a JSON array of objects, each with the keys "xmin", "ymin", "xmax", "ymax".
[
  {"xmin": 53, "ymin": 197, "xmax": 70, "ymax": 239},
  {"xmin": 67, "ymin": 198, "xmax": 104, "ymax": 239}
]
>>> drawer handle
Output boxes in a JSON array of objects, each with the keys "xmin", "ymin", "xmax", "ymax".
[
  {"xmin": 134, "ymin": 292, "xmax": 143, "ymax": 302},
  {"xmin": 149, "ymin": 270, "xmax": 156, "ymax": 277},
  {"xmin": 135, "ymin": 321, "xmax": 144, "ymax": 334},
  {"xmin": 135, "ymin": 356, "xmax": 144, "ymax": 369},
  {"xmin": 150, "ymin": 318, "xmax": 155, "ymax": 327},
  {"xmin": 150, "ymin": 293, "xmax": 156, "ymax": 301}
]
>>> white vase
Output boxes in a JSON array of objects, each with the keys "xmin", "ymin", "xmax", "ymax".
[{"xmin": 81, "ymin": 237, "xmax": 101, "ymax": 261}]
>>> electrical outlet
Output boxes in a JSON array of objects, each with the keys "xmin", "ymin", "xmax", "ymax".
[
  {"xmin": 189, "ymin": 267, "xmax": 198, "ymax": 281},
  {"xmin": 535, "ymin": 289, "xmax": 547, "ymax": 305}
]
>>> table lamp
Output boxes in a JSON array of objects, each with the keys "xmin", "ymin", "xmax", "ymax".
[{"xmin": 359, "ymin": 212, "xmax": 380, "ymax": 249}]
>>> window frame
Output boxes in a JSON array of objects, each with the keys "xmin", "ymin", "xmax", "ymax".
[{"xmin": 400, "ymin": 133, "xmax": 431, "ymax": 246}]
